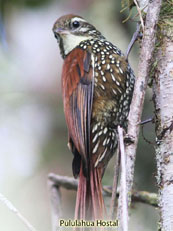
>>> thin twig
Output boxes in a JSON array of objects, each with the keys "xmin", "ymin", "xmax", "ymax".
[
  {"xmin": 48, "ymin": 173, "xmax": 158, "ymax": 207},
  {"xmin": 125, "ymin": 0, "xmax": 162, "ymax": 208},
  {"xmin": 49, "ymin": 174, "xmax": 78, "ymax": 190},
  {"xmin": 131, "ymin": 191, "xmax": 158, "ymax": 207},
  {"xmin": 125, "ymin": 23, "xmax": 141, "ymax": 60},
  {"xmin": 117, "ymin": 126, "xmax": 128, "ymax": 231},
  {"xmin": 140, "ymin": 117, "xmax": 154, "ymax": 125},
  {"xmin": 133, "ymin": 0, "xmax": 145, "ymax": 32},
  {"xmin": 131, "ymin": 4, "xmax": 148, "ymax": 21},
  {"xmin": 0, "ymin": 193, "xmax": 38, "ymax": 231},
  {"xmin": 48, "ymin": 178, "xmax": 62, "ymax": 231}
]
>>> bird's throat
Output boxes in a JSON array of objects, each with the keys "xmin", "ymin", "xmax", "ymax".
[{"xmin": 59, "ymin": 34, "xmax": 92, "ymax": 58}]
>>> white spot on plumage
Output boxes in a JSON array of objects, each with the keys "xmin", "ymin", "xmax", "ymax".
[
  {"xmin": 119, "ymin": 68, "xmax": 123, "ymax": 74},
  {"xmin": 117, "ymin": 88, "xmax": 122, "ymax": 94},
  {"xmin": 99, "ymin": 148, "xmax": 107, "ymax": 161},
  {"xmin": 93, "ymin": 141, "xmax": 100, "ymax": 154},
  {"xmin": 92, "ymin": 133, "xmax": 98, "ymax": 143},
  {"xmin": 100, "ymin": 84, "xmax": 105, "ymax": 90},
  {"xmin": 98, "ymin": 131, "xmax": 102, "ymax": 136},
  {"xmin": 92, "ymin": 124, "xmax": 98, "ymax": 133},
  {"xmin": 102, "ymin": 76, "xmax": 106, "ymax": 82},
  {"xmin": 95, "ymin": 148, "xmax": 107, "ymax": 167},
  {"xmin": 90, "ymin": 30, "xmax": 96, "ymax": 33},
  {"xmin": 111, "ymin": 73, "xmax": 116, "ymax": 82},
  {"xmin": 107, "ymin": 138, "xmax": 110, "ymax": 144},
  {"xmin": 112, "ymin": 89, "xmax": 117, "ymax": 95},
  {"xmin": 103, "ymin": 127, "xmax": 108, "ymax": 134},
  {"xmin": 115, "ymin": 79, "xmax": 120, "ymax": 86},
  {"xmin": 103, "ymin": 138, "xmax": 107, "ymax": 146},
  {"xmin": 106, "ymin": 64, "xmax": 110, "ymax": 70},
  {"xmin": 101, "ymin": 70, "xmax": 104, "ymax": 76}
]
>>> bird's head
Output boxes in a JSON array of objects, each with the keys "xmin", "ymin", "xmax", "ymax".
[{"xmin": 53, "ymin": 14, "xmax": 104, "ymax": 58}]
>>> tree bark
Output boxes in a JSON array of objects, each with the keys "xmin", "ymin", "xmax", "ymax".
[
  {"xmin": 152, "ymin": 2, "xmax": 173, "ymax": 230},
  {"xmin": 125, "ymin": 0, "xmax": 162, "ymax": 207}
]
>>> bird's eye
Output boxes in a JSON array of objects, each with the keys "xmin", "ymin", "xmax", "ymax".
[{"xmin": 71, "ymin": 20, "xmax": 80, "ymax": 29}]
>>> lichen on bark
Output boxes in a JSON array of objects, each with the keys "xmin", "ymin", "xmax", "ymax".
[{"xmin": 152, "ymin": 1, "xmax": 173, "ymax": 230}]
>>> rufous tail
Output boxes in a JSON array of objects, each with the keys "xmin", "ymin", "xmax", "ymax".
[{"xmin": 75, "ymin": 165, "xmax": 105, "ymax": 221}]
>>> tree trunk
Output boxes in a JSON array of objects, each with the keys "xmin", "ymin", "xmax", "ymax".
[{"xmin": 152, "ymin": 2, "xmax": 173, "ymax": 230}]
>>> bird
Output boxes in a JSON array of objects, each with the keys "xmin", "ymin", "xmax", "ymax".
[{"xmin": 53, "ymin": 14, "xmax": 135, "ymax": 221}]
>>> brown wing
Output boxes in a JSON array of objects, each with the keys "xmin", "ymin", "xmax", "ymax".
[
  {"xmin": 62, "ymin": 48, "xmax": 94, "ymax": 177},
  {"xmin": 90, "ymin": 50, "xmax": 135, "ymax": 169}
]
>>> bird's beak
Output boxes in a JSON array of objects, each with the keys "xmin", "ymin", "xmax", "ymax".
[
  {"xmin": 53, "ymin": 27, "xmax": 69, "ymax": 42},
  {"xmin": 53, "ymin": 31, "xmax": 60, "ymax": 42},
  {"xmin": 53, "ymin": 27, "xmax": 69, "ymax": 35}
]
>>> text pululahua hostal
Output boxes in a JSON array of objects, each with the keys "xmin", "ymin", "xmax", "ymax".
[{"xmin": 59, "ymin": 219, "xmax": 118, "ymax": 227}]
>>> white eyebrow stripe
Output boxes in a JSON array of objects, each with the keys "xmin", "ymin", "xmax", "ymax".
[{"xmin": 71, "ymin": 17, "xmax": 86, "ymax": 23}]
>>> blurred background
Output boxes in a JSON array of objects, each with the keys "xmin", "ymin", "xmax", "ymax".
[{"xmin": 0, "ymin": 0, "xmax": 158, "ymax": 230}]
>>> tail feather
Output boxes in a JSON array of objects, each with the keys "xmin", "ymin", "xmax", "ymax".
[
  {"xmin": 75, "ymin": 167, "xmax": 86, "ymax": 220},
  {"xmin": 94, "ymin": 168, "xmax": 105, "ymax": 218},
  {"xmin": 75, "ymin": 165, "xmax": 105, "ymax": 221}
]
